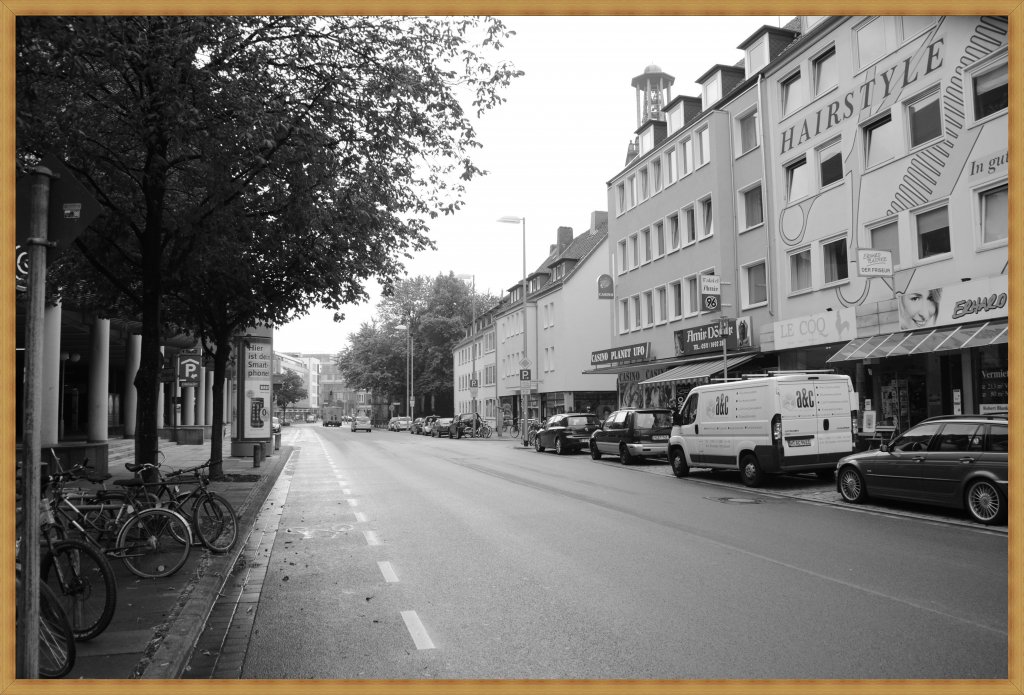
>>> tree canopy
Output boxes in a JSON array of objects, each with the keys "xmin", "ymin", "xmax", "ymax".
[{"xmin": 273, "ymin": 368, "xmax": 308, "ymax": 410}]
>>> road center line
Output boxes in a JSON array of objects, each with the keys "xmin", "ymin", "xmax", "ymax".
[
  {"xmin": 401, "ymin": 611, "xmax": 435, "ymax": 650},
  {"xmin": 378, "ymin": 561, "xmax": 399, "ymax": 582}
]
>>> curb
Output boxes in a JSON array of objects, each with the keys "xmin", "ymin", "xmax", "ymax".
[{"xmin": 138, "ymin": 447, "xmax": 293, "ymax": 679}]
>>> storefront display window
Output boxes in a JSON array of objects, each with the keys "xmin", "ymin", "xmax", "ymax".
[{"xmin": 975, "ymin": 344, "xmax": 1007, "ymax": 414}]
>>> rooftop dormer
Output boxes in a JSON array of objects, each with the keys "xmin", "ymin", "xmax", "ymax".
[
  {"xmin": 695, "ymin": 64, "xmax": 746, "ymax": 110},
  {"xmin": 737, "ymin": 25, "xmax": 802, "ymax": 76}
]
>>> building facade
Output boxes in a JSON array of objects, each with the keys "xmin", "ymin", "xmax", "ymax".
[{"xmin": 453, "ymin": 304, "xmax": 499, "ymax": 423}]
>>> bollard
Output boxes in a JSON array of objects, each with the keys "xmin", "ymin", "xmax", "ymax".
[{"xmin": 253, "ymin": 443, "xmax": 262, "ymax": 468}]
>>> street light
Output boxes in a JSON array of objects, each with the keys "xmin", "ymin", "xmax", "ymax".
[
  {"xmin": 497, "ymin": 215, "xmax": 528, "ymax": 445},
  {"xmin": 456, "ymin": 274, "xmax": 478, "ymax": 436}
]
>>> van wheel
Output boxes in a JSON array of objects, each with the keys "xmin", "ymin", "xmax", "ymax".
[
  {"xmin": 670, "ymin": 449, "xmax": 689, "ymax": 478},
  {"xmin": 838, "ymin": 467, "xmax": 867, "ymax": 503},
  {"xmin": 619, "ymin": 444, "xmax": 634, "ymax": 466},
  {"xmin": 739, "ymin": 454, "xmax": 764, "ymax": 487},
  {"xmin": 965, "ymin": 479, "xmax": 1005, "ymax": 525},
  {"xmin": 590, "ymin": 443, "xmax": 601, "ymax": 460}
]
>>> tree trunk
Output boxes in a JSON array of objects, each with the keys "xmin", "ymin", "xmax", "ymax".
[{"xmin": 206, "ymin": 335, "xmax": 232, "ymax": 479}]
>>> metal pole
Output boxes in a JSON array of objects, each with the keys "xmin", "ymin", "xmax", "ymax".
[
  {"xmin": 722, "ymin": 317, "xmax": 728, "ymax": 381},
  {"xmin": 521, "ymin": 218, "xmax": 528, "ymax": 445},
  {"xmin": 19, "ymin": 165, "xmax": 54, "ymax": 678},
  {"xmin": 471, "ymin": 275, "xmax": 477, "ymax": 436},
  {"xmin": 410, "ymin": 332, "xmax": 414, "ymax": 422}
]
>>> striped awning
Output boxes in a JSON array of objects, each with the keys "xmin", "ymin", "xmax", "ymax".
[
  {"xmin": 639, "ymin": 354, "xmax": 757, "ymax": 385},
  {"xmin": 826, "ymin": 321, "xmax": 1007, "ymax": 363}
]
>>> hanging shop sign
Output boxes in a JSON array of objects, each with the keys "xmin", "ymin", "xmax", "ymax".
[
  {"xmin": 773, "ymin": 307, "xmax": 857, "ymax": 350},
  {"xmin": 674, "ymin": 317, "xmax": 752, "ymax": 356},
  {"xmin": 857, "ymin": 250, "xmax": 893, "ymax": 277},
  {"xmin": 591, "ymin": 342, "xmax": 650, "ymax": 366},
  {"xmin": 597, "ymin": 274, "xmax": 615, "ymax": 300}
]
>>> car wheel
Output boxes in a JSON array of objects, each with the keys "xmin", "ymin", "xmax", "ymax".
[
  {"xmin": 670, "ymin": 448, "xmax": 689, "ymax": 478},
  {"xmin": 739, "ymin": 453, "xmax": 764, "ymax": 487},
  {"xmin": 535, "ymin": 437, "xmax": 544, "ymax": 452},
  {"xmin": 965, "ymin": 479, "xmax": 1005, "ymax": 525},
  {"xmin": 555, "ymin": 437, "xmax": 566, "ymax": 456},
  {"xmin": 590, "ymin": 442, "xmax": 601, "ymax": 460},
  {"xmin": 618, "ymin": 443, "xmax": 634, "ymax": 466},
  {"xmin": 432, "ymin": 430, "xmax": 437, "ymax": 438},
  {"xmin": 838, "ymin": 466, "xmax": 867, "ymax": 503}
]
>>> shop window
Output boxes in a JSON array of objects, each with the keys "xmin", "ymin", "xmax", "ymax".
[
  {"xmin": 864, "ymin": 112, "xmax": 897, "ymax": 168},
  {"xmin": 907, "ymin": 90, "xmax": 942, "ymax": 148},
  {"xmin": 738, "ymin": 109, "xmax": 758, "ymax": 154},
  {"xmin": 823, "ymin": 236, "xmax": 849, "ymax": 284},
  {"xmin": 973, "ymin": 63, "xmax": 1008, "ymax": 120},
  {"xmin": 915, "ymin": 205, "xmax": 950, "ymax": 259},
  {"xmin": 668, "ymin": 213, "xmax": 681, "ymax": 250},
  {"xmin": 790, "ymin": 248, "xmax": 812, "ymax": 293},
  {"xmin": 869, "ymin": 220, "xmax": 900, "ymax": 266},
  {"xmin": 781, "ymin": 71, "xmax": 802, "ymax": 114},
  {"xmin": 813, "ymin": 46, "xmax": 837, "ymax": 95},
  {"xmin": 856, "ymin": 17, "xmax": 886, "ymax": 67},
  {"xmin": 745, "ymin": 261, "xmax": 768, "ymax": 306},
  {"xmin": 980, "ymin": 183, "xmax": 1008, "ymax": 245},
  {"xmin": 818, "ymin": 140, "xmax": 843, "ymax": 187},
  {"xmin": 786, "ymin": 157, "xmax": 811, "ymax": 201},
  {"xmin": 976, "ymin": 345, "xmax": 1007, "ymax": 414},
  {"xmin": 742, "ymin": 185, "xmax": 763, "ymax": 229}
]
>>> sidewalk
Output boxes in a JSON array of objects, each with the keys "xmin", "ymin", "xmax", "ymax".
[{"xmin": 64, "ymin": 434, "xmax": 291, "ymax": 680}]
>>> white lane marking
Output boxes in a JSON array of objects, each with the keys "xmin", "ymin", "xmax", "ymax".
[
  {"xmin": 346, "ymin": 498, "xmax": 359, "ymax": 507},
  {"xmin": 401, "ymin": 611, "xmax": 435, "ymax": 650},
  {"xmin": 363, "ymin": 530, "xmax": 381, "ymax": 546},
  {"xmin": 354, "ymin": 512, "xmax": 367, "ymax": 523},
  {"xmin": 342, "ymin": 488, "xmax": 351, "ymax": 495},
  {"xmin": 378, "ymin": 561, "xmax": 399, "ymax": 582}
]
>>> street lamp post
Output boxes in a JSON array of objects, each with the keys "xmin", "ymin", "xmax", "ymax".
[{"xmin": 497, "ymin": 215, "xmax": 527, "ymax": 445}]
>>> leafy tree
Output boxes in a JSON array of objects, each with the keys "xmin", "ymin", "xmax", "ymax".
[
  {"xmin": 17, "ymin": 16, "xmax": 521, "ymax": 470},
  {"xmin": 273, "ymin": 369, "xmax": 308, "ymax": 413}
]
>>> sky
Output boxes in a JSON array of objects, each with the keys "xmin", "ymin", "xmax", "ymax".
[{"xmin": 273, "ymin": 15, "xmax": 793, "ymax": 354}]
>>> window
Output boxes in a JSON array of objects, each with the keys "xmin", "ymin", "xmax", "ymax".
[
  {"xmin": 681, "ymin": 138, "xmax": 693, "ymax": 176},
  {"xmin": 790, "ymin": 248, "xmax": 812, "ymax": 292},
  {"xmin": 823, "ymin": 236, "xmax": 849, "ymax": 284},
  {"xmin": 669, "ymin": 281, "xmax": 682, "ymax": 319},
  {"xmin": 619, "ymin": 299, "xmax": 630, "ymax": 333},
  {"xmin": 907, "ymin": 90, "xmax": 941, "ymax": 148},
  {"xmin": 700, "ymin": 198, "xmax": 713, "ymax": 238},
  {"xmin": 901, "ymin": 15, "xmax": 935, "ymax": 38},
  {"xmin": 668, "ymin": 213, "xmax": 681, "ymax": 250},
  {"xmin": 745, "ymin": 261, "xmax": 768, "ymax": 306},
  {"xmin": 870, "ymin": 220, "xmax": 900, "ymax": 266},
  {"xmin": 818, "ymin": 140, "xmax": 843, "ymax": 187},
  {"xmin": 684, "ymin": 206, "xmax": 697, "ymax": 244},
  {"xmin": 617, "ymin": 240, "xmax": 628, "ymax": 273},
  {"xmin": 639, "ymin": 169, "xmax": 650, "ymax": 200},
  {"xmin": 703, "ymin": 75, "xmax": 721, "ymax": 108},
  {"xmin": 781, "ymin": 71, "xmax": 802, "ymax": 114},
  {"xmin": 641, "ymin": 228, "xmax": 652, "ymax": 263},
  {"xmin": 696, "ymin": 127, "xmax": 710, "ymax": 167},
  {"xmin": 630, "ymin": 234, "xmax": 639, "ymax": 267},
  {"xmin": 685, "ymin": 275, "xmax": 700, "ymax": 315},
  {"xmin": 916, "ymin": 205, "xmax": 950, "ymax": 258},
  {"xmin": 932, "ymin": 423, "xmax": 979, "ymax": 452},
  {"xmin": 738, "ymin": 110, "xmax": 758, "ymax": 154},
  {"xmin": 746, "ymin": 37, "xmax": 768, "ymax": 74},
  {"xmin": 813, "ymin": 47, "xmax": 837, "ymax": 95},
  {"xmin": 643, "ymin": 291, "xmax": 654, "ymax": 327},
  {"xmin": 980, "ymin": 184, "xmax": 1008, "ymax": 244},
  {"xmin": 742, "ymin": 185, "xmax": 763, "ymax": 229},
  {"xmin": 864, "ymin": 113, "xmax": 897, "ymax": 168},
  {"xmin": 631, "ymin": 296, "xmax": 641, "ymax": 329},
  {"xmin": 856, "ymin": 17, "xmax": 886, "ymax": 67},
  {"xmin": 628, "ymin": 176, "xmax": 637, "ymax": 208},
  {"xmin": 786, "ymin": 157, "xmax": 811, "ymax": 201},
  {"xmin": 656, "ymin": 286, "xmax": 668, "ymax": 323},
  {"xmin": 654, "ymin": 221, "xmax": 666, "ymax": 257},
  {"xmin": 668, "ymin": 106, "xmax": 683, "ymax": 134},
  {"xmin": 973, "ymin": 63, "xmax": 1008, "ymax": 119},
  {"xmin": 667, "ymin": 149, "xmax": 678, "ymax": 183},
  {"xmin": 652, "ymin": 160, "xmax": 663, "ymax": 193},
  {"xmin": 639, "ymin": 129, "xmax": 654, "ymax": 155},
  {"xmin": 616, "ymin": 183, "xmax": 626, "ymax": 214}
]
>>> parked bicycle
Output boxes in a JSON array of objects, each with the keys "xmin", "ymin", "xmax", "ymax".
[
  {"xmin": 15, "ymin": 547, "xmax": 76, "ymax": 679},
  {"xmin": 148, "ymin": 460, "xmax": 239, "ymax": 553}
]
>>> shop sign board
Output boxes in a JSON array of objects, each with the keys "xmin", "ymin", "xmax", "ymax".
[
  {"xmin": 897, "ymin": 275, "xmax": 1008, "ymax": 331},
  {"xmin": 597, "ymin": 274, "xmax": 614, "ymax": 299},
  {"xmin": 177, "ymin": 349, "xmax": 202, "ymax": 387},
  {"xmin": 700, "ymin": 274, "xmax": 720, "ymax": 312},
  {"xmin": 674, "ymin": 317, "xmax": 752, "ymax": 356},
  {"xmin": 857, "ymin": 250, "xmax": 893, "ymax": 277},
  {"xmin": 773, "ymin": 307, "xmax": 857, "ymax": 350},
  {"xmin": 591, "ymin": 342, "xmax": 650, "ymax": 366},
  {"xmin": 238, "ymin": 336, "xmax": 272, "ymax": 440}
]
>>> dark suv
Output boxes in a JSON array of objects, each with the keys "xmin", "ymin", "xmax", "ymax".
[
  {"xmin": 450, "ymin": 412, "xmax": 485, "ymax": 438},
  {"xmin": 836, "ymin": 413, "xmax": 1008, "ymax": 525},
  {"xmin": 589, "ymin": 408, "xmax": 673, "ymax": 464}
]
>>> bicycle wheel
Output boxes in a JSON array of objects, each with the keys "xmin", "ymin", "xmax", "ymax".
[
  {"xmin": 38, "ymin": 581, "xmax": 76, "ymax": 678},
  {"xmin": 509, "ymin": 425, "xmax": 519, "ymax": 438},
  {"xmin": 41, "ymin": 539, "xmax": 117, "ymax": 641},
  {"xmin": 115, "ymin": 508, "xmax": 191, "ymax": 579},
  {"xmin": 192, "ymin": 492, "xmax": 238, "ymax": 553}
]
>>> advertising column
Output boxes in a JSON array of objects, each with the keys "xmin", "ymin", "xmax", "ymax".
[{"xmin": 231, "ymin": 330, "xmax": 273, "ymax": 456}]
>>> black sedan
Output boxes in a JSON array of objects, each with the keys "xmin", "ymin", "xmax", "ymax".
[
  {"xmin": 836, "ymin": 413, "xmax": 1008, "ymax": 525},
  {"xmin": 431, "ymin": 417, "xmax": 454, "ymax": 438},
  {"xmin": 534, "ymin": 413, "xmax": 602, "ymax": 455}
]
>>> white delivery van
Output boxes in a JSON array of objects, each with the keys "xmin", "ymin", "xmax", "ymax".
[{"xmin": 667, "ymin": 371, "xmax": 857, "ymax": 487}]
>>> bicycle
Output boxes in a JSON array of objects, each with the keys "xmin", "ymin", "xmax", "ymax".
[
  {"xmin": 149, "ymin": 461, "xmax": 239, "ymax": 553},
  {"xmin": 15, "ymin": 550, "xmax": 76, "ymax": 679},
  {"xmin": 477, "ymin": 422, "xmax": 494, "ymax": 438},
  {"xmin": 45, "ymin": 461, "xmax": 193, "ymax": 580}
]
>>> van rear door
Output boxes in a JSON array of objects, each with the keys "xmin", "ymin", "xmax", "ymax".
[
  {"xmin": 814, "ymin": 377, "xmax": 855, "ymax": 464},
  {"xmin": 778, "ymin": 380, "xmax": 820, "ymax": 464}
]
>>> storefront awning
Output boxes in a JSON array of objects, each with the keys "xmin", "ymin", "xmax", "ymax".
[
  {"xmin": 826, "ymin": 321, "xmax": 1007, "ymax": 363},
  {"xmin": 639, "ymin": 354, "xmax": 756, "ymax": 385}
]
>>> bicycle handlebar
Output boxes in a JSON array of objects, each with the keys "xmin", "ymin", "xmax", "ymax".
[{"xmin": 164, "ymin": 461, "xmax": 212, "ymax": 479}]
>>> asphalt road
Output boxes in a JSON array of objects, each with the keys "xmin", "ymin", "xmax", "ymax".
[{"xmin": 237, "ymin": 425, "xmax": 1007, "ymax": 680}]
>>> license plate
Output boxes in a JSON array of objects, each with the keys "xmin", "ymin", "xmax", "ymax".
[
  {"xmin": 652, "ymin": 435, "xmax": 668, "ymax": 441},
  {"xmin": 788, "ymin": 438, "xmax": 811, "ymax": 447}
]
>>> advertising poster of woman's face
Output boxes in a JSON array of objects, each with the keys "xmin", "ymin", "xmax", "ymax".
[{"xmin": 897, "ymin": 288, "xmax": 942, "ymax": 330}]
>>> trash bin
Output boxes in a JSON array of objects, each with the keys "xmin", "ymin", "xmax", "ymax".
[{"xmin": 274, "ymin": 432, "xmax": 281, "ymax": 451}]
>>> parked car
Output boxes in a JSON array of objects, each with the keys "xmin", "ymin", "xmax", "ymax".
[
  {"xmin": 590, "ymin": 408, "xmax": 672, "ymax": 464},
  {"xmin": 323, "ymin": 416, "xmax": 342, "ymax": 427},
  {"xmin": 450, "ymin": 412, "xmax": 484, "ymax": 438},
  {"xmin": 420, "ymin": 415, "xmax": 439, "ymax": 436},
  {"xmin": 432, "ymin": 417, "xmax": 454, "ymax": 438},
  {"xmin": 395, "ymin": 417, "xmax": 412, "ymax": 432},
  {"xmin": 306, "ymin": 414, "xmax": 316, "ymax": 423},
  {"xmin": 836, "ymin": 413, "xmax": 1008, "ymax": 525},
  {"xmin": 350, "ymin": 414, "xmax": 372, "ymax": 432},
  {"xmin": 534, "ymin": 413, "xmax": 602, "ymax": 455},
  {"xmin": 271, "ymin": 417, "xmax": 281, "ymax": 434},
  {"xmin": 387, "ymin": 417, "xmax": 400, "ymax": 431},
  {"xmin": 410, "ymin": 418, "xmax": 425, "ymax": 434}
]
